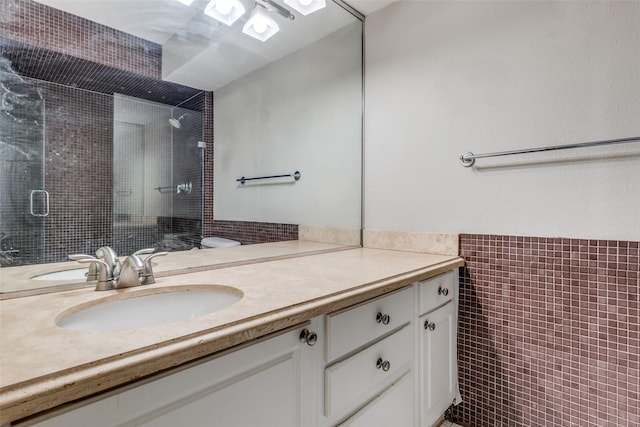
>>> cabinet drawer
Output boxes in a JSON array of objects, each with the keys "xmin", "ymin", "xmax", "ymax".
[
  {"xmin": 326, "ymin": 287, "xmax": 413, "ymax": 362},
  {"xmin": 417, "ymin": 271, "xmax": 455, "ymax": 316},
  {"xmin": 324, "ymin": 324, "xmax": 412, "ymax": 417},
  {"xmin": 338, "ymin": 371, "xmax": 413, "ymax": 427}
]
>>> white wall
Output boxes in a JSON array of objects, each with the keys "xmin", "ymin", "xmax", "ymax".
[
  {"xmin": 214, "ymin": 23, "xmax": 362, "ymax": 229},
  {"xmin": 364, "ymin": 1, "xmax": 640, "ymax": 241}
]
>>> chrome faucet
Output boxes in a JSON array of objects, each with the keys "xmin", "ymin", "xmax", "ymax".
[
  {"xmin": 71, "ymin": 256, "xmax": 115, "ymax": 291},
  {"xmin": 69, "ymin": 247, "xmax": 167, "ymax": 291},
  {"xmin": 134, "ymin": 248, "xmax": 168, "ymax": 285},
  {"xmin": 116, "ymin": 254, "xmax": 145, "ymax": 288}
]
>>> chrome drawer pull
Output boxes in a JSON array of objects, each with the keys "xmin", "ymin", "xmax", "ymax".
[
  {"xmin": 438, "ymin": 286, "xmax": 449, "ymax": 296},
  {"xmin": 376, "ymin": 357, "xmax": 391, "ymax": 372},
  {"xmin": 299, "ymin": 328, "xmax": 318, "ymax": 346},
  {"xmin": 375, "ymin": 312, "xmax": 391, "ymax": 325},
  {"xmin": 424, "ymin": 320, "xmax": 436, "ymax": 331}
]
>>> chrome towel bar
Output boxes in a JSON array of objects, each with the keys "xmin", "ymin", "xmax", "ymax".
[
  {"xmin": 459, "ymin": 136, "xmax": 640, "ymax": 167},
  {"xmin": 237, "ymin": 170, "xmax": 301, "ymax": 185}
]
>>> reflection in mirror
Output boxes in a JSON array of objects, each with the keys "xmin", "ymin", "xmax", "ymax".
[
  {"xmin": 112, "ymin": 95, "xmax": 204, "ymax": 255},
  {"xmin": 0, "ymin": 0, "xmax": 362, "ymax": 294}
]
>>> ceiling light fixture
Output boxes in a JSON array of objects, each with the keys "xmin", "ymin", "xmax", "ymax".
[
  {"xmin": 242, "ymin": 6, "xmax": 280, "ymax": 42},
  {"xmin": 176, "ymin": 0, "xmax": 195, "ymax": 5},
  {"xmin": 204, "ymin": 0, "xmax": 246, "ymax": 26},
  {"xmin": 284, "ymin": 0, "xmax": 325, "ymax": 15}
]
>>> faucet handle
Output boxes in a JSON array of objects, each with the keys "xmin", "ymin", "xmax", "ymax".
[
  {"xmin": 75, "ymin": 258, "xmax": 115, "ymax": 291},
  {"xmin": 133, "ymin": 248, "xmax": 156, "ymax": 256},
  {"xmin": 68, "ymin": 254, "xmax": 95, "ymax": 261},
  {"xmin": 68, "ymin": 254, "xmax": 98, "ymax": 281},
  {"xmin": 139, "ymin": 251, "xmax": 168, "ymax": 285}
]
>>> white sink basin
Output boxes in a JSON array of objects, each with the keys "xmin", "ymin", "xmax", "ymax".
[
  {"xmin": 32, "ymin": 268, "xmax": 88, "ymax": 281},
  {"xmin": 57, "ymin": 286, "xmax": 243, "ymax": 331}
]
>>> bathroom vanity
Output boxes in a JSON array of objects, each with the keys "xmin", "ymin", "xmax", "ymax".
[{"xmin": 0, "ymin": 247, "xmax": 463, "ymax": 426}]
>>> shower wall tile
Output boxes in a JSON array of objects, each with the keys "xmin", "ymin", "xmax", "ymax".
[{"xmin": 452, "ymin": 234, "xmax": 639, "ymax": 427}]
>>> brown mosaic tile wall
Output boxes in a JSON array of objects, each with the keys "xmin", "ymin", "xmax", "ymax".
[
  {"xmin": 1, "ymin": 0, "xmax": 161, "ymax": 78},
  {"xmin": 452, "ymin": 234, "xmax": 640, "ymax": 427},
  {"xmin": 203, "ymin": 92, "xmax": 215, "ymax": 237},
  {"xmin": 211, "ymin": 220, "xmax": 298, "ymax": 245}
]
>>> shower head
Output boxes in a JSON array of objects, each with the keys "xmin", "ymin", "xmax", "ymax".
[{"xmin": 169, "ymin": 113, "xmax": 187, "ymax": 129}]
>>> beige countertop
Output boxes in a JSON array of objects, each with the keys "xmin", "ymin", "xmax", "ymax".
[
  {"xmin": 0, "ymin": 247, "xmax": 463, "ymax": 424},
  {"xmin": 0, "ymin": 240, "xmax": 350, "ymax": 296}
]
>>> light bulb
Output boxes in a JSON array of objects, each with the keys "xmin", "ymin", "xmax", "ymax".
[
  {"xmin": 204, "ymin": 0, "xmax": 246, "ymax": 25},
  {"xmin": 284, "ymin": 0, "xmax": 325, "ymax": 16},
  {"xmin": 216, "ymin": 0, "xmax": 232, "ymax": 15},
  {"xmin": 253, "ymin": 18, "xmax": 268, "ymax": 34}
]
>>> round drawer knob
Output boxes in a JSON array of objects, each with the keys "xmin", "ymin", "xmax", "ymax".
[
  {"xmin": 424, "ymin": 320, "xmax": 436, "ymax": 331},
  {"xmin": 376, "ymin": 357, "xmax": 391, "ymax": 372},
  {"xmin": 376, "ymin": 312, "xmax": 391, "ymax": 325},
  {"xmin": 299, "ymin": 328, "xmax": 318, "ymax": 346},
  {"xmin": 438, "ymin": 286, "xmax": 449, "ymax": 296}
]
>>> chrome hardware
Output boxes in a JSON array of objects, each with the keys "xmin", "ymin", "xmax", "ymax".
[
  {"xmin": 424, "ymin": 320, "xmax": 436, "ymax": 331},
  {"xmin": 70, "ymin": 247, "xmax": 163, "ymax": 291},
  {"xmin": 376, "ymin": 312, "xmax": 391, "ymax": 325},
  {"xmin": 29, "ymin": 189, "xmax": 49, "ymax": 217},
  {"xmin": 116, "ymin": 255, "xmax": 145, "ymax": 288},
  {"xmin": 68, "ymin": 254, "xmax": 98, "ymax": 281},
  {"xmin": 134, "ymin": 249, "xmax": 168, "ymax": 285},
  {"xmin": 299, "ymin": 328, "xmax": 318, "ymax": 346},
  {"xmin": 237, "ymin": 170, "xmax": 301, "ymax": 185},
  {"xmin": 176, "ymin": 181, "xmax": 192, "ymax": 194},
  {"xmin": 438, "ymin": 286, "xmax": 449, "ymax": 296},
  {"xmin": 376, "ymin": 357, "xmax": 391, "ymax": 372},
  {"xmin": 74, "ymin": 258, "xmax": 115, "ymax": 291},
  {"xmin": 96, "ymin": 246, "xmax": 121, "ymax": 278},
  {"xmin": 459, "ymin": 135, "xmax": 640, "ymax": 167}
]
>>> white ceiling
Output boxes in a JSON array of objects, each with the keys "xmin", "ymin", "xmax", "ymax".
[
  {"xmin": 34, "ymin": 0, "xmax": 359, "ymax": 91},
  {"xmin": 344, "ymin": 0, "xmax": 397, "ymax": 16}
]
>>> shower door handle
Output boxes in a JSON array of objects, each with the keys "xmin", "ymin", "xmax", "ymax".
[{"xmin": 30, "ymin": 190, "xmax": 50, "ymax": 217}]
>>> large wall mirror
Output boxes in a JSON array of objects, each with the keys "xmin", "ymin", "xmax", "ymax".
[{"xmin": 0, "ymin": 0, "xmax": 363, "ymax": 294}]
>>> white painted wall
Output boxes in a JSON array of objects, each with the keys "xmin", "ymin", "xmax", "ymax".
[
  {"xmin": 214, "ymin": 22, "xmax": 362, "ymax": 229},
  {"xmin": 364, "ymin": 1, "xmax": 640, "ymax": 241}
]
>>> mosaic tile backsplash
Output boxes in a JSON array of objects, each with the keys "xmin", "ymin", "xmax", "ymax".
[{"xmin": 453, "ymin": 234, "xmax": 639, "ymax": 427}]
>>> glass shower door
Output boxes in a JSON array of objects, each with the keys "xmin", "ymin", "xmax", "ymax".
[{"xmin": 0, "ymin": 60, "xmax": 46, "ymax": 266}]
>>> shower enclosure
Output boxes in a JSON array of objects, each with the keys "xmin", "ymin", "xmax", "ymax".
[
  {"xmin": 0, "ymin": 76, "xmax": 203, "ymax": 267},
  {"xmin": 112, "ymin": 95, "xmax": 203, "ymax": 255},
  {"xmin": 0, "ymin": 58, "xmax": 46, "ymax": 266}
]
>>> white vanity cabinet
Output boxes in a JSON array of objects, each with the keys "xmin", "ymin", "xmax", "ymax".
[
  {"xmin": 322, "ymin": 287, "xmax": 415, "ymax": 426},
  {"xmin": 20, "ymin": 270, "xmax": 460, "ymax": 427},
  {"xmin": 417, "ymin": 271, "xmax": 458, "ymax": 427},
  {"xmin": 24, "ymin": 320, "xmax": 321, "ymax": 427}
]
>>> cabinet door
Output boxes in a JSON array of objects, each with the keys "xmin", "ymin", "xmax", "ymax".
[
  {"xmin": 338, "ymin": 372, "xmax": 413, "ymax": 427},
  {"xmin": 419, "ymin": 302, "xmax": 455, "ymax": 427},
  {"xmin": 26, "ymin": 322, "xmax": 319, "ymax": 427}
]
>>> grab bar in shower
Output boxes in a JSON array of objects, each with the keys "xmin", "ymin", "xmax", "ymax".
[
  {"xmin": 459, "ymin": 136, "xmax": 640, "ymax": 167},
  {"xmin": 236, "ymin": 171, "xmax": 301, "ymax": 185}
]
